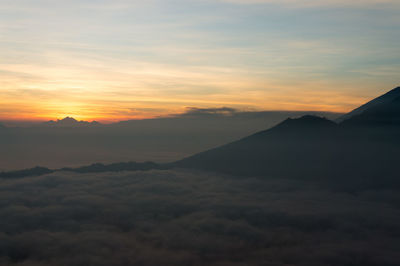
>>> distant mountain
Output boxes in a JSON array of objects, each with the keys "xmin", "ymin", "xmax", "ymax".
[
  {"xmin": 337, "ymin": 86, "xmax": 400, "ymax": 123},
  {"xmin": 42, "ymin": 117, "xmax": 101, "ymax": 127}
]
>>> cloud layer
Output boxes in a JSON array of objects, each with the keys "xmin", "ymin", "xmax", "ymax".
[{"xmin": 0, "ymin": 169, "xmax": 399, "ymax": 265}]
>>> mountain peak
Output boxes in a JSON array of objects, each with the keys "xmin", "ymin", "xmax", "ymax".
[
  {"xmin": 240, "ymin": 115, "xmax": 337, "ymax": 142},
  {"xmin": 276, "ymin": 115, "xmax": 337, "ymax": 129}
]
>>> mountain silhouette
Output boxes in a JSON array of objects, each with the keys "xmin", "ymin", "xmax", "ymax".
[
  {"xmin": 2, "ymin": 87, "xmax": 400, "ymax": 190},
  {"xmin": 341, "ymin": 87, "xmax": 400, "ymax": 126},
  {"xmin": 337, "ymin": 86, "xmax": 400, "ymax": 123},
  {"xmin": 249, "ymin": 115, "xmax": 337, "ymax": 138},
  {"xmin": 42, "ymin": 117, "xmax": 101, "ymax": 127},
  {"xmin": 173, "ymin": 115, "xmax": 342, "ymax": 178},
  {"xmin": 174, "ymin": 87, "xmax": 400, "ymax": 189}
]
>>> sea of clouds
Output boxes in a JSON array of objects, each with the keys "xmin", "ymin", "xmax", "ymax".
[{"xmin": 0, "ymin": 169, "xmax": 399, "ymax": 265}]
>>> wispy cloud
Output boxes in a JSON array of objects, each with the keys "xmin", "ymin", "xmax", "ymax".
[{"xmin": 220, "ymin": 0, "xmax": 400, "ymax": 8}]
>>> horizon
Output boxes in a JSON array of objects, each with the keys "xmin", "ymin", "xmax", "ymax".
[
  {"xmin": 2, "ymin": 85, "xmax": 399, "ymax": 125},
  {"xmin": 0, "ymin": 109, "xmax": 345, "ymax": 126},
  {"xmin": 3, "ymin": 85, "xmax": 399, "ymax": 125}
]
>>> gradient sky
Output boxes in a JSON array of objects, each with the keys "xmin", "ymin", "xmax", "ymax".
[{"xmin": 1, "ymin": 0, "xmax": 399, "ymax": 122}]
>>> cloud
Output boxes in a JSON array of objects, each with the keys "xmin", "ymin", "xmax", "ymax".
[
  {"xmin": 0, "ymin": 169, "xmax": 399, "ymax": 265},
  {"xmin": 220, "ymin": 0, "xmax": 400, "ymax": 8},
  {"xmin": 181, "ymin": 107, "xmax": 238, "ymax": 117}
]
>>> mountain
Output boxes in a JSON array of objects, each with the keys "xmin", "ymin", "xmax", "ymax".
[
  {"xmin": 337, "ymin": 86, "xmax": 400, "ymax": 123},
  {"xmin": 2, "ymin": 87, "xmax": 399, "ymax": 190},
  {"xmin": 174, "ymin": 88, "xmax": 400, "ymax": 189},
  {"xmin": 341, "ymin": 87, "xmax": 400, "ymax": 126},
  {"xmin": 42, "ymin": 117, "xmax": 101, "ymax": 127},
  {"xmin": 173, "ymin": 115, "xmax": 343, "ymax": 178}
]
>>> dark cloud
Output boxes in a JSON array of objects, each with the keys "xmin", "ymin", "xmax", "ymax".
[
  {"xmin": 0, "ymin": 169, "xmax": 399, "ymax": 265},
  {"xmin": 181, "ymin": 107, "xmax": 238, "ymax": 117}
]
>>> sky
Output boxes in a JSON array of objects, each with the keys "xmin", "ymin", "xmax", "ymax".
[{"xmin": 0, "ymin": 0, "xmax": 399, "ymax": 122}]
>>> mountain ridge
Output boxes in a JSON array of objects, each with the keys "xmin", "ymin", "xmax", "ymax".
[
  {"xmin": 341, "ymin": 90, "xmax": 400, "ymax": 126},
  {"xmin": 172, "ymin": 87, "xmax": 400, "ymax": 188},
  {"xmin": 2, "ymin": 87, "xmax": 400, "ymax": 190},
  {"xmin": 337, "ymin": 86, "xmax": 400, "ymax": 123}
]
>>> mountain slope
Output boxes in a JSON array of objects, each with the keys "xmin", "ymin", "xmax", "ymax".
[
  {"xmin": 342, "ymin": 94, "xmax": 400, "ymax": 126},
  {"xmin": 337, "ymin": 86, "xmax": 400, "ymax": 123},
  {"xmin": 174, "ymin": 87, "xmax": 400, "ymax": 188}
]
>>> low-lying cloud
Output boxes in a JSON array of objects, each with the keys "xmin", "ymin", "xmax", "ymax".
[{"xmin": 0, "ymin": 169, "xmax": 399, "ymax": 265}]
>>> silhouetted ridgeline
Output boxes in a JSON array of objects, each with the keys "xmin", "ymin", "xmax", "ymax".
[
  {"xmin": 0, "ymin": 110, "xmax": 342, "ymax": 170},
  {"xmin": 342, "ymin": 87, "xmax": 400, "ymax": 126},
  {"xmin": 2, "ymin": 87, "xmax": 400, "ymax": 191},
  {"xmin": 174, "ymin": 87, "xmax": 400, "ymax": 189},
  {"xmin": 337, "ymin": 86, "xmax": 400, "ymax": 123}
]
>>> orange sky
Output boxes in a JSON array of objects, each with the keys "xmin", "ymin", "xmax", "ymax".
[{"xmin": 0, "ymin": 65, "xmax": 393, "ymax": 122}]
